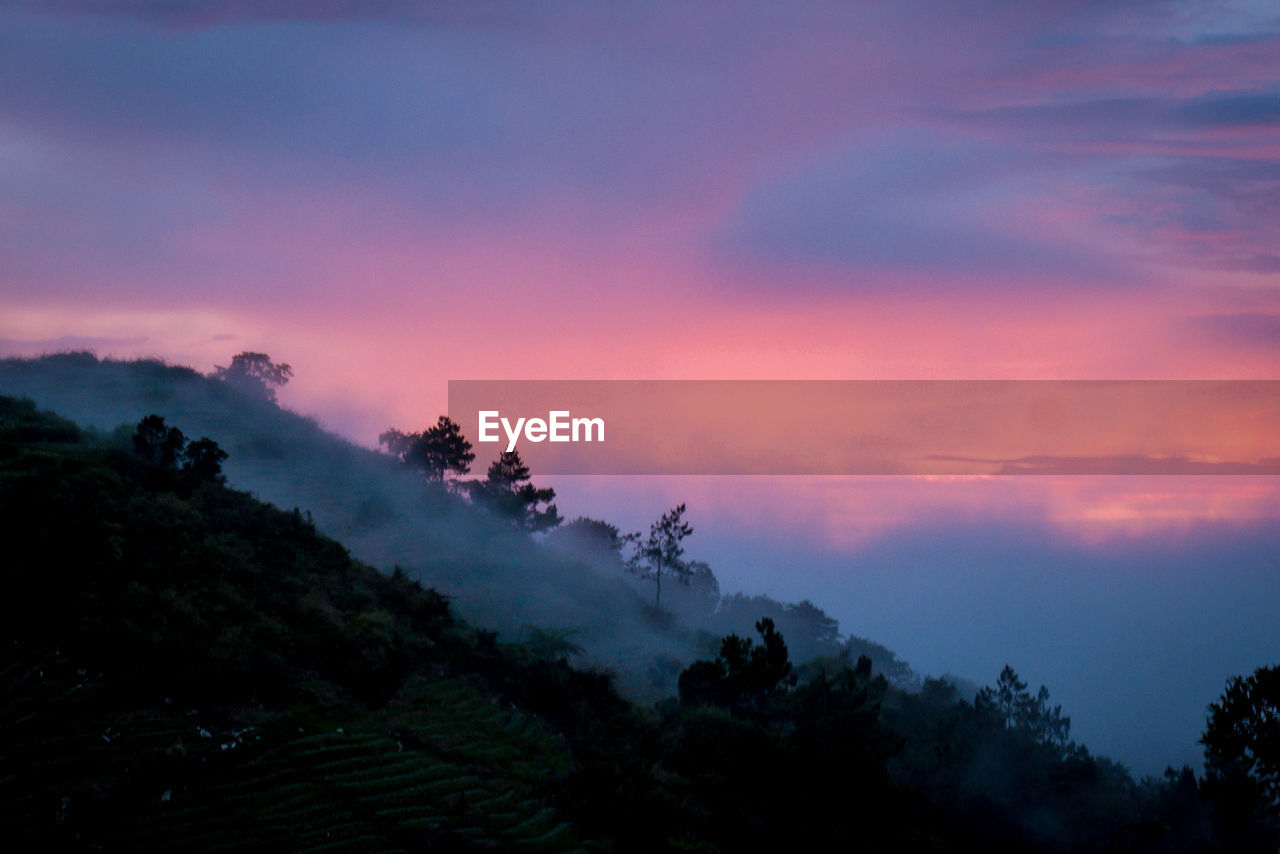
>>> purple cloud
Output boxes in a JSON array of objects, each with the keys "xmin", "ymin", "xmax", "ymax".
[
  {"xmin": 714, "ymin": 132, "xmax": 1130, "ymax": 288},
  {"xmin": 1, "ymin": 0, "xmax": 1276, "ymax": 303},
  {"xmin": 1187, "ymin": 313, "xmax": 1280, "ymax": 348}
]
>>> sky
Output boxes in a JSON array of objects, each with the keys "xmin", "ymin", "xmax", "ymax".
[{"xmin": 1, "ymin": 0, "xmax": 1278, "ymax": 775}]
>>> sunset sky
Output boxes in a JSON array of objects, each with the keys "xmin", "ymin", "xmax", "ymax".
[{"xmin": 1, "ymin": 0, "xmax": 1278, "ymax": 775}]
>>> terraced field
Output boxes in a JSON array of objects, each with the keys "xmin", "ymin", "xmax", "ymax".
[{"xmin": 0, "ymin": 651, "xmax": 597, "ymax": 851}]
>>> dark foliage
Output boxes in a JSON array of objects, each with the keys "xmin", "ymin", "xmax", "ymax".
[
  {"xmin": 709, "ymin": 593, "xmax": 843, "ymax": 663},
  {"xmin": 0, "ymin": 396, "xmax": 81, "ymax": 444},
  {"xmin": 468, "ymin": 449, "xmax": 561, "ymax": 532},
  {"xmin": 1201, "ymin": 664, "xmax": 1280, "ymax": 851},
  {"xmin": 678, "ymin": 617, "xmax": 796, "ymax": 720},
  {"xmin": 133, "ymin": 413, "xmax": 187, "ymax": 470},
  {"xmin": 132, "ymin": 414, "xmax": 228, "ymax": 484},
  {"xmin": 212, "ymin": 352, "xmax": 292, "ymax": 402},
  {"xmin": 0, "ymin": 394, "xmax": 1258, "ymax": 852},
  {"xmin": 379, "ymin": 415, "xmax": 475, "ymax": 483},
  {"xmin": 0, "ymin": 399, "xmax": 595, "ymax": 850},
  {"xmin": 182, "ymin": 436, "xmax": 230, "ymax": 481}
]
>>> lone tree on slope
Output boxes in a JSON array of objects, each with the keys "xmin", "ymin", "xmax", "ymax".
[
  {"xmin": 629, "ymin": 503, "xmax": 694, "ymax": 610},
  {"xmin": 470, "ymin": 450, "xmax": 561, "ymax": 532},
  {"xmin": 213, "ymin": 352, "xmax": 293, "ymax": 403},
  {"xmin": 379, "ymin": 415, "xmax": 475, "ymax": 483}
]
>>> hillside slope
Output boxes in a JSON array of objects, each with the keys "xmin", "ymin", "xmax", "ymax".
[
  {"xmin": 0, "ymin": 395, "xmax": 620, "ymax": 850},
  {"xmin": 0, "ymin": 354, "xmax": 701, "ymax": 696},
  {"xmin": 0, "ymin": 394, "xmax": 1226, "ymax": 852}
]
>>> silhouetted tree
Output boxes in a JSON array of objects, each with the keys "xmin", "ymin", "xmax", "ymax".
[
  {"xmin": 986, "ymin": 664, "xmax": 1029, "ymax": 729},
  {"xmin": 470, "ymin": 450, "xmax": 560, "ymax": 532},
  {"xmin": 678, "ymin": 560, "xmax": 721, "ymax": 617},
  {"xmin": 629, "ymin": 503, "xmax": 693, "ymax": 609},
  {"xmin": 839, "ymin": 635, "xmax": 920, "ymax": 691},
  {"xmin": 678, "ymin": 617, "xmax": 795, "ymax": 718},
  {"xmin": 976, "ymin": 664, "xmax": 1072, "ymax": 752},
  {"xmin": 378, "ymin": 427, "xmax": 414, "ymax": 460},
  {"xmin": 133, "ymin": 415, "xmax": 229, "ymax": 484},
  {"xmin": 1132, "ymin": 765, "xmax": 1213, "ymax": 849},
  {"xmin": 379, "ymin": 416, "xmax": 475, "ymax": 483},
  {"xmin": 133, "ymin": 414, "xmax": 186, "ymax": 470},
  {"xmin": 785, "ymin": 600, "xmax": 839, "ymax": 650},
  {"xmin": 791, "ymin": 653, "xmax": 897, "ymax": 777},
  {"xmin": 710, "ymin": 593, "xmax": 844, "ymax": 662},
  {"xmin": 213, "ymin": 352, "xmax": 292, "ymax": 402},
  {"xmin": 183, "ymin": 437, "xmax": 229, "ymax": 482},
  {"xmin": 1202, "ymin": 664, "xmax": 1280, "ymax": 850}
]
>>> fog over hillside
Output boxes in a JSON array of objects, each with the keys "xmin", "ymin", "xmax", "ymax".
[
  {"xmin": 0, "ymin": 354, "xmax": 719, "ymax": 695},
  {"xmin": 0, "ymin": 352, "xmax": 916, "ymax": 701}
]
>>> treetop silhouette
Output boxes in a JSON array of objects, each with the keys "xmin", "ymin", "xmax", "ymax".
[
  {"xmin": 213, "ymin": 352, "xmax": 292, "ymax": 402},
  {"xmin": 379, "ymin": 415, "xmax": 475, "ymax": 483}
]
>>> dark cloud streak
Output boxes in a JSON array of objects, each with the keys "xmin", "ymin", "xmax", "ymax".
[
  {"xmin": 925, "ymin": 453, "xmax": 1280, "ymax": 475},
  {"xmin": 1187, "ymin": 313, "xmax": 1280, "ymax": 348}
]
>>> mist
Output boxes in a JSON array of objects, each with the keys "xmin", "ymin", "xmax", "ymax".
[
  {"xmin": 5, "ymin": 353, "xmax": 1277, "ymax": 778},
  {"xmin": 7, "ymin": 350, "xmax": 1280, "ymax": 850},
  {"xmin": 544, "ymin": 474, "xmax": 1280, "ymax": 777},
  {"xmin": 707, "ymin": 514, "xmax": 1278, "ymax": 776},
  {"xmin": 0, "ymin": 353, "xmax": 721, "ymax": 699}
]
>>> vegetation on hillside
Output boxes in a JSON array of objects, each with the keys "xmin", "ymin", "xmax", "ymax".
[{"xmin": 0, "ymin": 356, "xmax": 1276, "ymax": 851}]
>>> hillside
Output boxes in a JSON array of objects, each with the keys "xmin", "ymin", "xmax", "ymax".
[
  {"xmin": 0, "ymin": 395, "xmax": 623, "ymax": 850},
  {"xmin": 0, "ymin": 354, "xmax": 706, "ymax": 698},
  {"xmin": 0, "ymin": 394, "xmax": 924, "ymax": 851},
  {"xmin": 0, "ymin": 391, "xmax": 1244, "ymax": 852}
]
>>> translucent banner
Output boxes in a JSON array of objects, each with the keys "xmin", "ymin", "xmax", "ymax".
[{"xmin": 448, "ymin": 380, "xmax": 1280, "ymax": 475}]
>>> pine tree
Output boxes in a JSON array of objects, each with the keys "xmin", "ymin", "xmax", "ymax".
[
  {"xmin": 629, "ymin": 503, "xmax": 694, "ymax": 609},
  {"xmin": 471, "ymin": 450, "xmax": 560, "ymax": 532},
  {"xmin": 379, "ymin": 416, "xmax": 475, "ymax": 483}
]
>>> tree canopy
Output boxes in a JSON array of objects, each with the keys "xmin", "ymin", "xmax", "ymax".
[
  {"xmin": 470, "ymin": 450, "xmax": 561, "ymax": 532},
  {"xmin": 133, "ymin": 414, "xmax": 228, "ymax": 482},
  {"xmin": 1202, "ymin": 664, "xmax": 1280, "ymax": 848},
  {"xmin": 0, "ymin": 388, "xmax": 1255, "ymax": 853},
  {"xmin": 975, "ymin": 664, "xmax": 1073, "ymax": 754},
  {"xmin": 212, "ymin": 352, "xmax": 292, "ymax": 402},
  {"xmin": 133, "ymin": 413, "xmax": 187, "ymax": 470},
  {"xmin": 379, "ymin": 415, "xmax": 475, "ymax": 483},
  {"xmin": 628, "ymin": 503, "xmax": 694, "ymax": 609},
  {"xmin": 678, "ymin": 617, "xmax": 796, "ymax": 718}
]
